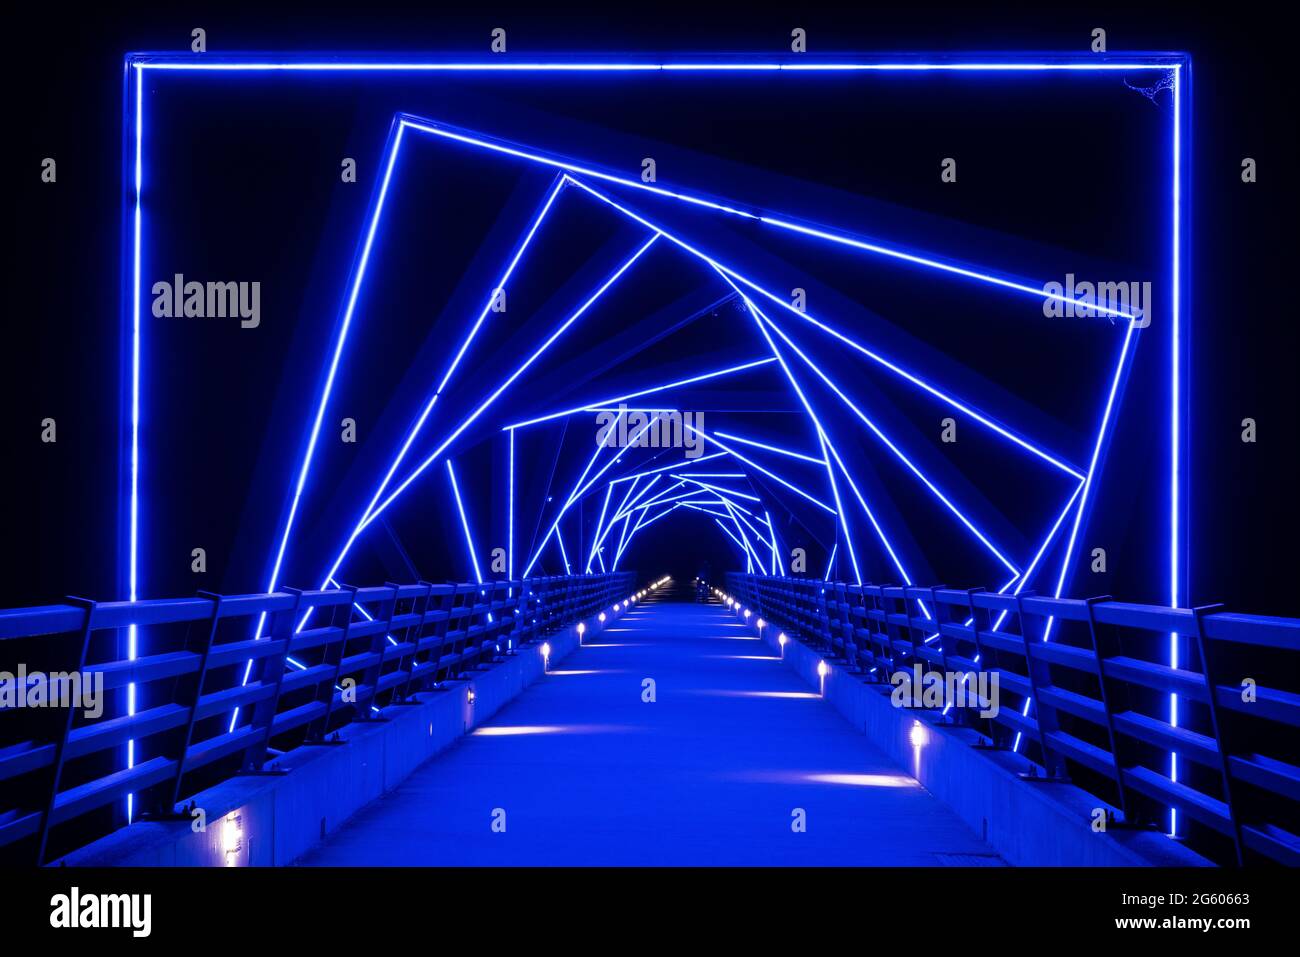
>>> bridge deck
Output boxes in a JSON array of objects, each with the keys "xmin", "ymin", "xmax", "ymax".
[{"xmin": 297, "ymin": 594, "xmax": 1003, "ymax": 865}]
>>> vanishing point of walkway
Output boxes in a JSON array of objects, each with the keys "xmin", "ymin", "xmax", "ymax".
[{"xmin": 297, "ymin": 590, "xmax": 1002, "ymax": 865}]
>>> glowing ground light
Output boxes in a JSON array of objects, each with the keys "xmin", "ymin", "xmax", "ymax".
[
  {"xmin": 778, "ymin": 632, "xmax": 788, "ymax": 659},
  {"xmin": 910, "ymin": 719, "xmax": 928, "ymax": 777},
  {"xmin": 817, "ymin": 659, "xmax": 829, "ymax": 696},
  {"xmin": 541, "ymin": 642, "xmax": 551, "ymax": 671},
  {"xmin": 222, "ymin": 812, "xmax": 243, "ymax": 867}
]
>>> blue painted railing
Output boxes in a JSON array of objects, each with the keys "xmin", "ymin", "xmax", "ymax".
[
  {"xmin": 0, "ymin": 572, "xmax": 635, "ymax": 864},
  {"xmin": 726, "ymin": 573, "xmax": 1300, "ymax": 866}
]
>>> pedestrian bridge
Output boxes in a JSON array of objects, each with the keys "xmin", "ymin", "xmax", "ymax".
[
  {"xmin": 298, "ymin": 587, "xmax": 997, "ymax": 866},
  {"xmin": 1, "ymin": 574, "xmax": 1296, "ymax": 867}
]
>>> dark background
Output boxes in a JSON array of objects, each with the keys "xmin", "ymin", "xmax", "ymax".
[{"xmin": 6, "ymin": 2, "xmax": 1297, "ymax": 617}]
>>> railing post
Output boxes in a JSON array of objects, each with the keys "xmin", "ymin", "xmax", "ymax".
[
  {"xmin": 358, "ymin": 584, "xmax": 400, "ymax": 715},
  {"xmin": 963, "ymin": 588, "xmax": 999, "ymax": 744},
  {"xmin": 1081, "ymin": 595, "xmax": 1129, "ymax": 825},
  {"xmin": 1014, "ymin": 593, "xmax": 1069, "ymax": 781},
  {"xmin": 168, "ymin": 591, "xmax": 225, "ymax": 809},
  {"xmin": 928, "ymin": 586, "xmax": 951, "ymax": 674},
  {"xmin": 309, "ymin": 585, "xmax": 358, "ymax": 741},
  {"xmin": 393, "ymin": 582, "xmax": 435, "ymax": 702},
  {"xmin": 1191, "ymin": 602, "xmax": 1245, "ymax": 866},
  {"xmin": 36, "ymin": 596, "xmax": 97, "ymax": 865},
  {"xmin": 241, "ymin": 589, "xmax": 302, "ymax": 772}
]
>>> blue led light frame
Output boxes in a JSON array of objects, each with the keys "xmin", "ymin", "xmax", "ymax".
[{"xmin": 121, "ymin": 52, "xmax": 1191, "ymax": 832}]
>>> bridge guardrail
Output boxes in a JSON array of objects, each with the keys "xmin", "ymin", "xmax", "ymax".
[
  {"xmin": 725, "ymin": 573, "xmax": 1300, "ymax": 866},
  {"xmin": 0, "ymin": 571, "xmax": 635, "ymax": 864}
]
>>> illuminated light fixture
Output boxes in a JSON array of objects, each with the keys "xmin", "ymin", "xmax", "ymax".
[
  {"xmin": 541, "ymin": 642, "xmax": 551, "ymax": 671},
  {"xmin": 756, "ymin": 618, "xmax": 765, "ymax": 630},
  {"xmin": 743, "ymin": 609, "xmax": 751, "ymax": 619},
  {"xmin": 778, "ymin": 632, "xmax": 788, "ymax": 659},
  {"xmin": 599, "ymin": 612, "xmax": 606, "ymax": 622},
  {"xmin": 817, "ymin": 659, "xmax": 829, "ymax": 696},
  {"xmin": 910, "ymin": 719, "xmax": 927, "ymax": 777},
  {"xmin": 467, "ymin": 687, "xmax": 476, "ymax": 705},
  {"xmin": 222, "ymin": 812, "xmax": 244, "ymax": 867},
  {"xmin": 909, "ymin": 719, "xmax": 927, "ymax": 748}
]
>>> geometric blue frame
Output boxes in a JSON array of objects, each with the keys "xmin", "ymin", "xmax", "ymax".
[{"xmin": 121, "ymin": 52, "xmax": 1190, "ymax": 830}]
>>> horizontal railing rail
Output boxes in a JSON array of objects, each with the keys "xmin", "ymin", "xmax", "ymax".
[
  {"xmin": 725, "ymin": 573, "xmax": 1300, "ymax": 867},
  {"xmin": 0, "ymin": 572, "xmax": 635, "ymax": 864}
]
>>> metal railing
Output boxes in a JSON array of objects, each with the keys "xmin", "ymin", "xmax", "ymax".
[
  {"xmin": 0, "ymin": 572, "xmax": 634, "ymax": 864},
  {"xmin": 726, "ymin": 573, "xmax": 1300, "ymax": 866}
]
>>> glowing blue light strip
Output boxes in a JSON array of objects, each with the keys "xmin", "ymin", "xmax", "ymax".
[
  {"xmin": 588, "ymin": 475, "xmax": 661, "ymax": 562},
  {"xmin": 682, "ymin": 424, "xmax": 833, "ymax": 514},
  {"xmin": 670, "ymin": 476, "xmax": 762, "ymax": 503},
  {"xmin": 508, "ymin": 428, "xmax": 515, "ymax": 580},
  {"xmin": 260, "ymin": 119, "xmax": 407, "ymax": 626},
  {"xmin": 712, "ymin": 516, "xmax": 751, "ymax": 560},
  {"xmin": 712, "ymin": 431, "xmax": 826, "ymax": 465},
  {"xmin": 399, "ymin": 117, "xmax": 1136, "ymax": 320},
  {"xmin": 127, "ymin": 64, "xmax": 143, "ymax": 822},
  {"xmin": 613, "ymin": 474, "xmax": 664, "ymax": 521},
  {"xmin": 446, "ymin": 460, "xmax": 485, "ymax": 584},
  {"xmin": 723, "ymin": 499, "xmax": 769, "ymax": 572},
  {"xmin": 671, "ymin": 472, "xmax": 747, "ymax": 479},
  {"xmin": 721, "ymin": 275, "xmax": 865, "ymax": 583},
  {"xmin": 136, "ymin": 59, "xmax": 1180, "ymax": 73},
  {"xmin": 504, "ymin": 357, "xmax": 774, "ymax": 430},
  {"xmin": 570, "ymin": 414, "xmax": 671, "ymax": 504},
  {"xmin": 555, "ymin": 525, "xmax": 572, "ymax": 575},
  {"xmin": 586, "ymin": 482, "xmax": 615, "ymax": 572},
  {"xmin": 1050, "ymin": 322, "xmax": 1139, "ymax": 609},
  {"xmin": 824, "ymin": 543, "xmax": 838, "ymax": 581},
  {"xmin": 125, "ymin": 53, "xmax": 1188, "ymax": 833},
  {"xmin": 727, "ymin": 499, "xmax": 778, "ymax": 557},
  {"xmin": 1008, "ymin": 323, "xmax": 1139, "ymax": 754},
  {"xmin": 525, "ymin": 415, "xmax": 628, "ymax": 573},
  {"xmin": 524, "ymin": 412, "xmax": 668, "ymax": 576},
  {"xmin": 766, "ymin": 510, "xmax": 780, "ymax": 575},
  {"xmin": 315, "ymin": 232, "xmax": 660, "ymax": 599},
  {"xmin": 682, "ymin": 502, "xmax": 737, "ymax": 521},
  {"xmin": 753, "ymin": 300, "xmax": 1020, "ymax": 575},
  {"xmin": 1168, "ymin": 66, "xmax": 1186, "ymax": 838},
  {"xmin": 614, "ymin": 499, "xmax": 682, "ymax": 567},
  {"xmin": 607, "ymin": 452, "xmax": 727, "ymax": 485},
  {"xmin": 561, "ymin": 176, "xmax": 1085, "ymax": 481},
  {"xmin": 347, "ymin": 175, "xmax": 565, "ymax": 545}
]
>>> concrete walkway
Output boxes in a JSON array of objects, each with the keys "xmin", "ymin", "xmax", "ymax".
[{"xmin": 296, "ymin": 593, "xmax": 1002, "ymax": 865}]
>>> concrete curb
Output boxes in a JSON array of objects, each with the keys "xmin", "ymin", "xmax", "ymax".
[
  {"xmin": 732, "ymin": 608, "xmax": 1211, "ymax": 867},
  {"xmin": 53, "ymin": 609, "xmax": 621, "ymax": 867}
]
